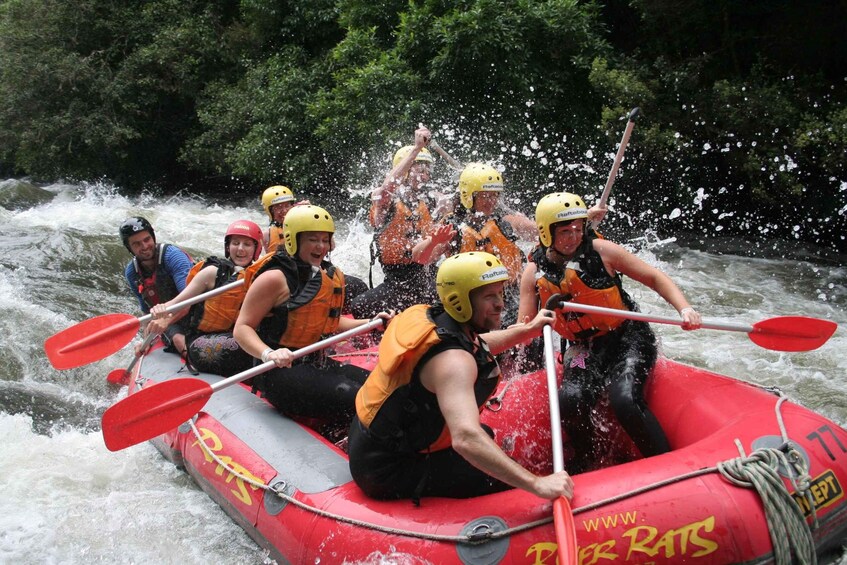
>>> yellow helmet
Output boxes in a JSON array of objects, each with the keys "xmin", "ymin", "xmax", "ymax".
[
  {"xmin": 535, "ymin": 192, "xmax": 588, "ymax": 247},
  {"xmin": 282, "ymin": 205, "xmax": 335, "ymax": 256},
  {"xmin": 458, "ymin": 163, "xmax": 504, "ymax": 209},
  {"xmin": 261, "ymin": 185, "xmax": 295, "ymax": 219},
  {"xmin": 436, "ymin": 252, "xmax": 509, "ymax": 323},
  {"xmin": 392, "ymin": 145, "xmax": 434, "ymax": 167}
]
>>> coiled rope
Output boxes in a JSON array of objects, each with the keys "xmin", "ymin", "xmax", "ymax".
[{"xmin": 184, "ymin": 387, "xmax": 820, "ymax": 557}]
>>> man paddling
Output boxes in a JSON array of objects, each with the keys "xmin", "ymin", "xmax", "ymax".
[
  {"xmin": 348, "ymin": 251, "xmax": 573, "ymax": 503},
  {"xmin": 119, "ymin": 216, "xmax": 193, "ymax": 361}
]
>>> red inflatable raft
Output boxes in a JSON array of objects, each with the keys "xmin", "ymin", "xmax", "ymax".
[{"xmin": 121, "ymin": 344, "xmax": 847, "ymax": 564}]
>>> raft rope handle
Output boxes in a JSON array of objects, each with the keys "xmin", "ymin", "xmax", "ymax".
[
  {"xmin": 132, "ymin": 340, "xmax": 152, "ymax": 387},
  {"xmin": 186, "ymin": 418, "xmax": 541, "ymax": 544},
  {"xmin": 328, "ymin": 350, "xmax": 379, "ymax": 361},
  {"xmin": 182, "ymin": 388, "xmax": 821, "ymax": 553}
]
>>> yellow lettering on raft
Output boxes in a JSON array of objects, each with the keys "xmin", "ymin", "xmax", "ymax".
[
  {"xmin": 624, "ymin": 516, "xmax": 718, "ymax": 560},
  {"xmin": 191, "ymin": 427, "xmax": 265, "ymax": 505}
]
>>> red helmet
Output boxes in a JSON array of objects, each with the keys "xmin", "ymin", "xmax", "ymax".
[{"xmin": 224, "ymin": 220, "xmax": 263, "ymax": 261}]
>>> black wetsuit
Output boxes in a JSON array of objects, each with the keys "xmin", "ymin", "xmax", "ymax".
[{"xmin": 534, "ymin": 243, "xmax": 669, "ymax": 472}]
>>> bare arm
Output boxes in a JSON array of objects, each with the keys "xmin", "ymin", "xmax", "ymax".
[
  {"xmin": 480, "ymin": 309, "xmax": 553, "ymax": 355},
  {"xmin": 502, "ymin": 212, "xmax": 537, "ymax": 241},
  {"xmin": 595, "ymin": 239, "xmax": 701, "ymax": 328},
  {"xmin": 516, "ymin": 261, "xmax": 540, "ymax": 324},
  {"xmin": 420, "ymin": 349, "xmax": 573, "ymax": 500},
  {"xmin": 233, "ymin": 269, "xmax": 293, "ymax": 364}
]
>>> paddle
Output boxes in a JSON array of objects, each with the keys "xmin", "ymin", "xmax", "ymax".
[
  {"xmin": 546, "ymin": 297, "xmax": 837, "ymax": 352},
  {"xmin": 429, "ymin": 139, "xmax": 463, "ymax": 172},
  {"xmin": 101, "ymin": 317, "xmax": 386, "ymax": 452},
  {"xmin": 106, "ymin": 333, "xmax": 158, "ymax": 386},
  {"xmin": 592, "ymin": 107, "xmax": 640, "ymax": 230},
  {"xmin": 542, "ymin": 313, "xmax": 578, "ymax": 564},
  {"xmin": 45, "ymin": 279, "xmax": 245, "ymax": 370}
]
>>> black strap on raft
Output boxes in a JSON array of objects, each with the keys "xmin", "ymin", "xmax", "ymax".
[{"xmin": 368, "ymin": 237, "xmax": 377, "ymax": 289}]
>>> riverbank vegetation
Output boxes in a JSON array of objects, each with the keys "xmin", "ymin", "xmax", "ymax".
[{"xmin": 0, "ymin": 0, "xmax": 844, "ymax": 250}]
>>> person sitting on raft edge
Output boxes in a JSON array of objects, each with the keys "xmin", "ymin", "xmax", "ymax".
[
  {"xmin": 350, "ymin": 125, "xmax": 453, "ymax": 318},
  {"xmin": 147, "ymin": 220, "xmax": 264, "ymax": 377},
  {"xmin": 119, "ymin": 216, "xmax": 193, "ymax": 365}
]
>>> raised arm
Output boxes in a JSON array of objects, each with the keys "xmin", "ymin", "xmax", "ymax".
[{"xmin": 371, "ymin": 126, "xmax": 432, "ymax": 226}]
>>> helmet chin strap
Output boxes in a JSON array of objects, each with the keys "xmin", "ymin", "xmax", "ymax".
[{"xmin": 547, "ymin": 244, "xmax": 571, "ymax": 263}]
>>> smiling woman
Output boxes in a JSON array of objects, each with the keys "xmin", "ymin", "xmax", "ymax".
[{"xmin": 232, "ymin": 205, "xmax": 393, "ymax": 438}]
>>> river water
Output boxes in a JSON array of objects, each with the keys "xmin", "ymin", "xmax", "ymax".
[{"xmin": 1, "ymin": 178, "xmax": 845, "ymax": 563}]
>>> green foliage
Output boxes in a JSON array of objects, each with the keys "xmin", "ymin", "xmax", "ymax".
[
  {"xmin": 588, "ymin": 1, "xmax": 846, "ymax": 248},
  {"xmin": 0, "ymin": 0, "xmax": 844, "ymax": 250},
  {"xmin": 0, "ymin": 0, "xmax": 235, "ymax": 187},
  {"xmin": 183, "ymin": 46, "xmax": 333, "ymax": 190}
]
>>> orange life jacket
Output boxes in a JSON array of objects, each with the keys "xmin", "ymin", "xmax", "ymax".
[
  {"xmin": 266, "ymin": 223, "xmax": 285, "ymax": 255},
  {"xmin": 372, "ymin": 199, "xmax": 433, "ymax": 266},
  {"xmin": 184, "ymin": 257, "xmax": 247, "ymax": 334},
  {"xmin": 456, "ymin": 217, "xmax": 524, "ymax": 283},
  {"xmin": 251, "ymin": 253, "xmax": 345, "ymax": 350},
  {"xmin": 356, "ymin": 305, "xmax": 499, "ymax": 453},
  {"xmin": 531, "ymin": 235, "xmax": 630, "ymax": 341}
]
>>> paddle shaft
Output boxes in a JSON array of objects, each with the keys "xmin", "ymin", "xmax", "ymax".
[
  {"xmin": 125, "ymin": 333, "xmax": 158, "ymax": 373},
  {"xmin": 544, "ymin": 324, "xmax": 579, "ymax": 565},
  {"xmin": 137, "ymin": 279, "xmax": 245, "ymax": 325},
  {"xmin": 429, "ymin": 139, "xmax": 463, "ymax": 171},
  {"xmin": 543, "ymin": 325, "xmax": 565, "ymax": 473},
  {"xmin": 552, "ymin": 300, "xmax": 753, "ymax": 333},
  {"xmin": 209, "ymin": 317, "xmax": 385, "ymax": 394},
  {"xmin": 593, "ymin": 107, "xmax": 639, "ymax": 229}
]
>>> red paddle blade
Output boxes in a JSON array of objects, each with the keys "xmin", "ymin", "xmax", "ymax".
[
  {"xmin": 45, "ymin": 314, "xmax": 140, "ymax": 369},
  {"xmin": 101, "ymin": 378, "xmax": 211, "ymax": 451},
  {"xmin": 106, "ymin": 369, "xmax": 131, "ymax": 386},
  {"xmin": 750, "ymin": 316, "xmax": 837, "ymax": 352},
  {"xmin": 554, "ymin": 497, "xmax": 578, "ymax": 565}
]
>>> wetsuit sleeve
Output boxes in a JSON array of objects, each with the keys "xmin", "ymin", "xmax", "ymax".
[
  {"xmin": 162, "ymin": 245, "xmax": 193, "ymax": 293},
  {"xmin": 124, "ymin": 261, "xmax": 147, "ymax": 312}
]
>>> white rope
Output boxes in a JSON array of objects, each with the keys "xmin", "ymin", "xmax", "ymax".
[{"xmin": 718, "ymin": 448, "xmax": 816, "ymax": 564}]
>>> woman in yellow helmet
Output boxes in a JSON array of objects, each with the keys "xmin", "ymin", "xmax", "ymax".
[
  {"xmin": 260, "ymin": 184, "xmax": 368, "ymax": 311},
  {"xmin": 352, "ymin": 125, "xmax": 452, "ymax": 318},
  {"xmin": 518, "ymin": 192, "xmax": 702, "ymax": 474},
  {"xmin": 234, "ymin": 205, "xmax": 393, "ymax": 436}
]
